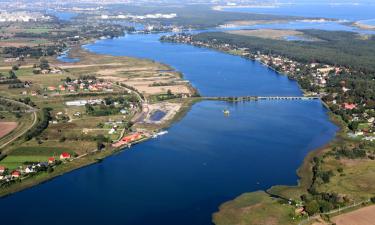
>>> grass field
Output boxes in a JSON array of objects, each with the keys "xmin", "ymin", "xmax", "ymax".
[
  {"xmin": 213, "ymin": 191, "xmax": 299, "ymax": 225},
  {"xmin": 318, "ymin": 157, "xmax": 375, "ymax": 201},
  {"xmin": 0, "ymin": 146, "xmax": 74, "ymax": 169}
]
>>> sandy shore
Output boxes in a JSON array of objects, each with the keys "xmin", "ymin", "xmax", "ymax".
[{"xmin": 353, "ymin": 21, "xmax": 375, "ymax": 30}]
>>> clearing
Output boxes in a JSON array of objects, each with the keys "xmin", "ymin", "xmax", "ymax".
[
  {"xmin": 226, "ymin": 29, "xmax": 304, "ymax": 40},
  {"xmin": 331, "ymin": 204, "xmax": 375, "ymax": 225},
  {"xmin": 0, "ymin": 122, "xmax": 18, "ymax": 139}
]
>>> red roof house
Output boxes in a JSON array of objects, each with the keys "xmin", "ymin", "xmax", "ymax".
[
  {"xmin": 11, "ymin": 170, "xmax": 21, "ymax": 178},
  {"xmin": 122, "ymin": 133, "xmax": 142, "ymax": 143},
  {"xmin": 60, "ymin": 152, "xmax": 71, "ymax": 160},
  {"xmin": 48, "ymin": 157, "xmax": 55, "ymax": 164},
  {"xmin": 343, "ymin": 103, "xmax": 357, "ymax": 110},
  {"xmin": 0, "ymin": 166, "xmax": 5, "ymax": 173}
]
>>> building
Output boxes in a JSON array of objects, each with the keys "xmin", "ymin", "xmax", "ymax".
[
  {"xmin": 60, "ymin": 152, "xmax": 71, "ymax": 160},
  {"xmin": 66, "ymin": 100, "xmax": 88, "ymax": 106},
  {"xmin": 48, "ymin": 157, "xmax": 55, "ymax": 164},
  {"xmin": 0, "ymin": 166, "xmax": 5, "ymax": 173},
  {"xmin": 122, "ymin": 133, "xmax": 142, "ymax": 143},
  {"xmin": 343, "ymin": 103, "xmax": 357, "ymax": 110},
  {"xmin": 11, "ymin": 171, "xmax": 21, "ymax": 178},
  {"xmin": 25, "ymin": 167, "xmax": 35, "ymax": 173}
]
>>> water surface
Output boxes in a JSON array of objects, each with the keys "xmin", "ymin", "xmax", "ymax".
[
  {"xmin": 0, "ymin": 100, "xmax": 337, "ymax": 225},
  {"xmin": 0, "ymin": 24, "xmax": 337, "ymax": 225}
]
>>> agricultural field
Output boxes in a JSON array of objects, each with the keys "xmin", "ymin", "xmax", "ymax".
[
  {"xmin": 0, "ymin": 122, "xmax": 18, "ymax": 139},
  {"xmin": 331, "ymin": 204, "xmax": 375, "ymax": 225}
]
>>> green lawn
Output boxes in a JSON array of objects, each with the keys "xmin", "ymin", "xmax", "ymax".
[
  {"xmin": 10, "ymin": 146, "xmax": 73, "ymax": 156},
  {"xmin": 0, "ymin": 156, "xmax": 50, "ymax": 169}
]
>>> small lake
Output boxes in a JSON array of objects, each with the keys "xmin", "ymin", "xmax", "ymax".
[
  {"xmin": 56, "ymin": 49, "xmax": 80, "ymax": 63},
  {"xmin": 150, "ymin": 110, "xmax": 167, "ymax": 122},
  {"xmin": 48, "ymin": 10, "xmax": 78, "ymax": 21}
]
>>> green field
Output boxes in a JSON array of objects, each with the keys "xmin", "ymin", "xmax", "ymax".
[
  {"xmin": 0, "ymin": 146, "xmax": 74, "ymax": 169},
  {"xmin": 213, "ymin": 191, "xmax": 300, "ymax": 225}
]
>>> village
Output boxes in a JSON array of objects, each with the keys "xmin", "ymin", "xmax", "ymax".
[{"xmin": 161, "ymin": 33, "xmax": 375, "ymax": 142}]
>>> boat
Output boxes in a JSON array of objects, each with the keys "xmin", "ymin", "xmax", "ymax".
[
  {"xmin": 223, "ymin": 109, "xmax": 230, "ymax": 115},
  {"xmin": 153, "ymin": 130, "xmax": 169, "ymax": 138}
]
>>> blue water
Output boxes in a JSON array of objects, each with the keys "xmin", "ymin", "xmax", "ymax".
[
  {"xmin": 84, "ymin": 34, "xmax": 302, "ymax": 97},
  {"xmin": 150, "ymin": 110, "xmax": 167, "ymax": 121},
  {"xmin": 224, "ymin": 3, "xmax": 375, "ymax": 21},
  {"xmin": 221, "ymin": 3, "xmax": 375, "ymax": 35},
  {"xmin": 57, "ymin": 50, "xmax": 80, "ymax": 63},
  {"xmin": 359, "ymin": 19, "xmax": 375, "ymax": 26},
  {"xmin": 0, "ymin": 101, "xmax": 336, "ymax": 225},
  {"xmin": 0, "ymin": 26, "xmax": 337, "ymax": 225},
  {"xmin": 47, "ymin": 10, "xmax": 78, "ymax": 21}
]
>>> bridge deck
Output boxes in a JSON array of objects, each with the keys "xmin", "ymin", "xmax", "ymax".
[{"xmin": 204, "ymin": 96, "xmax": 321, "ymax": 101}]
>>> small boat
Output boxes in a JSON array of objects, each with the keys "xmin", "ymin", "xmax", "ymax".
[{"xmin": 223, "ymin": 109, "xmax": 230, "ymax": 115}]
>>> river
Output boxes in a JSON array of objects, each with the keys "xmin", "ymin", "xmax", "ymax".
[{"xmin": 0, "ymin": 25, "xmax": 338, "ymax": 225}]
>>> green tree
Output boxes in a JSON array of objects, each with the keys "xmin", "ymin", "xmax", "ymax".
[
  {"xmin": 8, "ymin": 70, "xmax": 17, "ymax": 79},
  {"xmin": 305, "ymin": 200, "xmax": 320, "ymax": 215},
  {"xmin": 39, "ymin": 58, "xmax": 50, "ymax": 70}
]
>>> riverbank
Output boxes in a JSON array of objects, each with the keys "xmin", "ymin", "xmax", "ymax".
[
  {"xmin": 0, "ymin": 96, "xmax": 199, "ymax": 197},
  {"xmin": 352, "ymin": 21, "xmax": 375, "ymax": 31},
  {"xmin": 0, "ymin": 43, "xmax": 199, "ymax": 197},
  {"xmin": 160, "ymin": 32, "xmax": 375, "ymax": 224}
]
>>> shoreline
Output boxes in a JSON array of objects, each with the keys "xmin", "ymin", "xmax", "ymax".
[
  {"xmin": 352, "ymin": 21, "xmax": 375, "ymax": 31},
  {"xmin": 0, "ymin": 35, "xmax": 200, "ymax": 197},
  {"xmin": 0, "ymin": 96, "xmax": 200, "ymax": 198},
  {"xmin": 1, "ymin": 32, "xmax": 346, "ymax": 225}
]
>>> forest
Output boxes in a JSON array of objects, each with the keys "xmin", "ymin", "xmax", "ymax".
[{"xmin": 193, "ymin": 30, "xmax": 375, "ymax": 72}]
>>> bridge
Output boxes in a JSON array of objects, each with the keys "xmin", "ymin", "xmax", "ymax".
[{"xmin": 203, "ymin": 96, "xmax": 321, "ymax": 101}]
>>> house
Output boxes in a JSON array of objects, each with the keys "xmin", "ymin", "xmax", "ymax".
[
  {"xmin": 122, "ymin": 133, "xmax": 142, "ymax": 143},
  {"xmin": 48, "ymin": 86, "xmax": 56, "ymax": 91},
  {"xmin": 25, "ymin": 167, "xmax": 35, "ymax": 173},
  {"xmin": 343, "ymin": 103, "xmax": 357, "ymax": 110},
  {"xmin": 48, "ymin": 157, "xmax": 55, "ymax": 164},
  {"xmin": 0, "ymin": 166, "xmax": 5, "ymax": 173},
  {"xmin": 60, "ymin": 152, "xmax": 71, "ymax": 160},
  {"xmin": 11, "ymin": 170, "xmax": 21, "ymax": 178}
]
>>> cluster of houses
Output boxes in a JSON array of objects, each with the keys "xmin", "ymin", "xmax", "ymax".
[
  {"xmin": 163, "ymin": 33, "xmax": 375, "ymax": 142},
  {"xmin": 34, "ymin": 67, "xmax": 62, "ymax": 75},
  {"xmin": 0, "ymin": 11, "xmax": 51, "ymax": 22},
  {"xmin": 47, "ymin": 78, "xmax": 113, "ymax": 93},
  {"xmin": 0, "ymin": 152, "xmax": 71, "ymax": 183}
]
